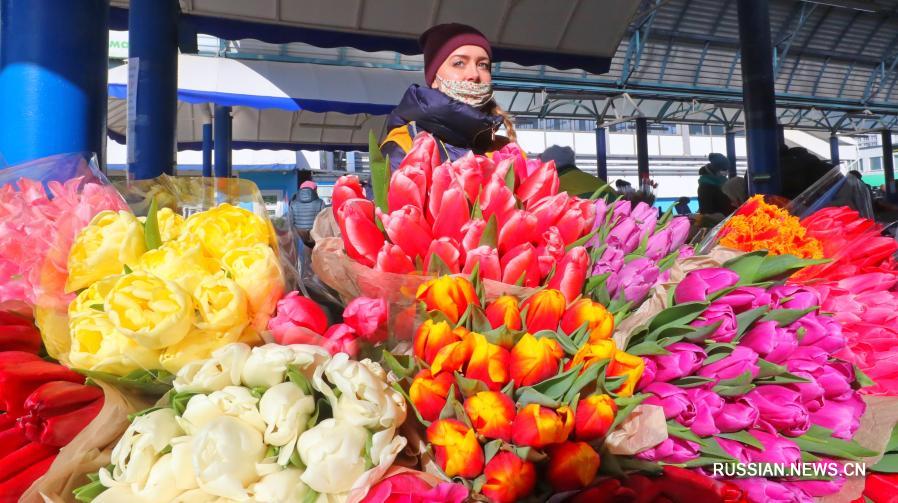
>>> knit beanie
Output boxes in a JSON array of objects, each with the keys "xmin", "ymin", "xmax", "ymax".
[{"xmin": 420, "ymin": 23, "xmax": 492, "ymax": 86}]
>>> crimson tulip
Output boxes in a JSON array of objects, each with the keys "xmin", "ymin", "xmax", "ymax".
[
  {"xmin": 500, "ymin": 243, "xmax": 541, "ymax": 287},
  {"xmin": 374, "ymin": 243, "xmax": 416, "ymax": 274},
  {"xmin": 497, "ymin": 210, "xmax": 538, "ymax": 255},
  {"xmin": 462, "ymin": 246, "xmax": 501, "ymax": 281},
  {"xmin": 517, "ymin": 160, "xmax": 560, "ymax": 207},
  {"xmin": 332, "ymin": 175, "xmax": 365, "ymax": 222},
  {"xmin": 0, "ymin": 352, "xmax": 83, "ymax": 417},
  {"xmin": 337, "ymin": 198, "xmax": 385, "ymax": 267},
  {"xmin": 379, "ymin": 205, "xmax": 433, "ymax": 261},
  {"xmin": 388, "ymin": 165, "xmax": 427, "ymax": 213},
  {"xmin": 549, "ymin": 246, "xmax": 589, "ymax": 303},
  {"xmin": 19, "ymin": 381, "xmax": 104, "ymax": 447}
]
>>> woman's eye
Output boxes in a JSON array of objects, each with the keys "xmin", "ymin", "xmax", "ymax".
[
  {"xmin": 478, "ymin": 63, "xmax": 490, "ymax": 69},
  {"xmin": 453, "ymin": 60, "xmax": 465, "ymax": 67}
]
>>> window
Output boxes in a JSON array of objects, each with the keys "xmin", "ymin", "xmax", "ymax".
[
  {"xmin": 515, "ymin": 117, "xmax": 540, "ymax": 130},
  {"xmin": 870, "ymin": 156, "xmax": 882, "ymax": 171},
  {"xmin": 689, "ymin": 124, "xmax": 726, "ymax": 136},
  {"xmin": 609, "ymin": 122, "xmax": 678, "ymax": 135}
]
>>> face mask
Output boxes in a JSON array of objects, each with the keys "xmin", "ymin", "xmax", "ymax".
[{"xmin": 435, "ymin": 75, "xmax": 494, "ymax": 108}]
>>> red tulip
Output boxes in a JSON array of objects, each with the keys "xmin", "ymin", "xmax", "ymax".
[
  {"xmin": 398, "ymin": 132, "xmax": 441, "ymax": 181},
  {"xmin": 549, "ymin": 246, "xmax": 589, "ymax": 303},
  {"xmin": 431, "ymin": 186, "xmax": 470, "ymax": 243},
  {"xmin": 517, "ymin": 160, "xmax": 560, "ymax": 207},
  {"xmin": 410, "ymin": 369, "xmax": 455, "ymax": 422},
  {"xmin": 510, "ymin": 333, "xmax": 564, "ymax": 387},
  {"xmin": 19, "ymin": 381, "xmax": 104, "ymax": 447},
  {"xmin": 480, "ymin": 176, "xmax": 516, "ymax": 226},
  {"xmin": 427, "ymin": 163, "xmax": 453, "ymax": 222},
  {"xmin": 338, "ymin": 198, "xmax": 385, "ymax": 267},
  {"xmin": 268, "ymin": 291, "xmax": 330, "ymax": 344},
  {"xmin": 424, "ymin": 237, "xmax": 464, "ymax": 274},
  {"xmin": 464, "ymin": 391, "xmax": 516, "ymax": 441},
  {"xmin": 379, "ymin": 205, "xmax": 433, "ymax": 261},
  {"xmin": 465, "ymin": 332, "xmax": 511, "ymax": 391},
  {"xmin": 536, "ymin": 226, "xmax": 566, "ymax": 279},
  {"xmin": 332, "ymin": 175, "xmax": 365, "ymax": 222},
  {"xmin": 461, "ymin": 219, "xmax": 486, "ymax": 252},
  {"xmin": 556, "ymin": 202, "xmax": 593, "ymax": 245},
  {"xmin": 498, "ymin": 210, "xmax": 538, "ymax": 255},
  {"xmin": 500, "ymin": 243, "xmax": 541, "ymax": 287},
  {"xmin": 374, "ymin": 243, "xmax": 416, "ymax": 274},
  {"xmin": 0, "ymin": 352, "xmax": 84, "ymax": 417},
  {"xmin": 449, "ymin": 153, "xmax": 486, "ymax": 203},
  {"xmin": 462, "ymin": 246, "xmax": 501, "ymax": 281},
  {"xmin": 388, "ymin": 165, "xmax": 427, "ymax": 213},
  {"xmin": 0, "ymin": 314, "xmax": 41, "ymax": 354},
  {"xmin": 530, "ymin": 193, "xmax": 570, "ymax": 234},
  {"xmin": 481, "ymin": 452, "xmax": 536, "ymax": 503},
  {"xmin": 491, "ymin": 143, "xmax": 527, "ymax": 183},
  {"xmin": 546, "ymin": 442, "xmax": 601, "ymax": 491},
  {"xmin": 426, "ymin": 419, "xmax": 484, "ymax": 478}
]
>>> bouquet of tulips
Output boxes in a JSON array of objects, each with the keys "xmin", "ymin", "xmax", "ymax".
[
  {"xmin": 40, "ymin": 201, "xmax": 284, "ymax": 380},
  {"xmin": 76, "ymin": 342, "xmax": 408, "ymax": 503},
  {"xmin": 388, "ymin": 274, "xmax": 652, "ymax": 502}
]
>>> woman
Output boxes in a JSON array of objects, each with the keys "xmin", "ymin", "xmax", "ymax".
[{"xmin": 380, "ymin": 23, "xmax": 516, "ymax": 168}]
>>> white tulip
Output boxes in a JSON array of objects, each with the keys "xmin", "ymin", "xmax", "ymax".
[
  {"xmin": 93, "ymin": 485, "xmax": 150, "ymax": 503},
  {"xmin": 296, "ymin": 419, "xmax": 369, "ymax": 494},
  {"xmin": 174, "ymin": 343, "xmax": 251, "ymax": 393},
  {"xmin": 103, "ymin": 409, "xmax": 184, "ymax": 488},
  {"xmin": 179, "ymin": 386, "xmax": 266, "ymax": 435},
  {"xmin": 132, "ymin": 453, "xmax": 189, "ymax": 502},
  {"xmin": 241, "ymin": 343, "xmax": 329, "ymax": 388},
  {"xmin": 169, "ymin": 489, "xmax": 229, "ymax": 503},
  {"xmin": 258, "ymin": 382, "xmax": 315, "ymax": 466},
  {"xmin": 192, "ymin": 416, "xmax": 267, "ymax": 500},
  {"xmin": 369, "ymin": 427, "xmax": 407, "ymax": 469},
  {"xmin": 251, "ymin": 468, "xmax": 310, "ymax": 502},
  {"xmin": 314, "ymin": 354, "xmax": 407, "ymax": 430}
]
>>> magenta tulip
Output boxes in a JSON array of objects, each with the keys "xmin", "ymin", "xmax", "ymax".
[
  {"xmin": 739, "ymin": 321, "xmax": 797, "ymax": 364},
  {"xmin": 697, "ymin": 346, "xmax": 759, "ymax": 382},
  {"xmin": 746, "ymin": 385, "xmax": 810, "ymax": 437},
  {"xmin": 691, "ymin": 302, "xmax": 738, "ymax": 343},
  {"xmin": 650, "ymin": 342, "xmax": 706, "ymax": 382},
  {"xmin": 714, "ymin": 397, "xmax": 759, "ymax": 432},
  {"xmin": 635, "ymin": 437, "xmax": 700, "ymax": 464},
  {"xmin": 674, "ymin": 268, "xmax": 741, "ymax": 304},
  {"xmin": 809, "ymin": 395, "xmax": 865, "ymax": 440}
]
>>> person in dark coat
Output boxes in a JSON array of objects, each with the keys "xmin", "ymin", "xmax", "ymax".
[
  {"xmin": 697, "ymin": 153, "xmax": 732, "ymax": 215},
  {"xmin": 539, "ymin": 145, "xmax": 606, "ymax": 197},
  {"xmin": 674, "ymin": 196, "xmax": 692, "ymax": 215},
  {"xmin": 290, "ymin": 181, "xmax": 326, "ymax": 247},
  {"xmin": 380, "ymin": 23, "xmax": 516, "ymax": 169}
]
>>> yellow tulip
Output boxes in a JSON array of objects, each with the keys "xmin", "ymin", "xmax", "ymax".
[
  {"xmin": 68, "ymin": 276, "xmax": 119, "ymax": 320},
  {"xmin": 105, "ymin": 272, "xmax": 193, "ymax": 350},
  {"xmin": 193, "ymin": 272, "xmax": 250, "ymax": 333},
  {"xmin": 221, "ymin": 244, "xmax": 285, "ymax": 331},
  {"xmin": 158, "ymin": 326, "xmax": 242, "ymax": 374},
  {"xmin": 183, "ymin": 203, "xmax": 270, "ymax": 259},
  {"xmin": 66, "ymin": 210, "xmax": 146, "ymax": 292},
  {"xmin": 136, "ymin": 239, "xmax": 220, "ymax": 295},
  {"xmin": 69, "ymin": 311, "xmax": 161, "ymax": 375},
  {"xmin": 155, "ymin": 207, "xmax": 186, "ymax": 242}
]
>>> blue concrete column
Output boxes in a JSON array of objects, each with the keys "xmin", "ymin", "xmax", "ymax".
[
  {"xmin": 725, "ymin": 129, "xmax": 738, "ymax": 178},
  {"xmin": 128, "ymin": 0, "xmax": 178, "ymax": 179},
  {"xmin": 202, "ymin": 123, "xmax": 213, "ymax": 177},
  {"xmin": 635, "ymin": 118, "xmax": 650, "ymax": 183},
  {"xmin": 736, "ymin": 0, "xmax": 782, "ymax": 196},
  {"xmin": 882, "ymin": 130, "xmax": 896, "ymax": 202},
  {"xmin": 594, "ymin": 126, "xmax": 608, "ymax": 181},
  {"xmin": 829, "ymin": 134, "xmax": 840, "ymax": 166},
  {"xmin": 0, "ymin": 0, "xmax": 109, "ymax": 166},
  {"xmin": 214, "ymin": 106, "xmax": 232, "ymax": 177}
]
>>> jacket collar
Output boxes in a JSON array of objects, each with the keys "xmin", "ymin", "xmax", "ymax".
[{"xmin": 387, "ymin": 84, "xmax": 503, "ymax": 153}]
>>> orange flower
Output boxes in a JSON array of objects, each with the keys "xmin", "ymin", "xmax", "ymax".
[
  {"xmin": 465, "ymin": 332, "xmax": 510, "ymax": 391},
  {"xmin": 566, "ymin": 339, "xmax": 616, "ymax": 373},
  {"xmin": 463, "ymin": 391, "xmax": 516, "ymax": 441},
  {"xmin": 522, "ymin": 289, "xmax": 566, "ymax": 333},
  {"xmin": 574, "ymin": 394, "xmax": 617, "ymax": 441},
  {"xmin": 426, "ymin": 419, "xmax": 484, "ymax": 478},
  {"xmin": 546, "ymin": 441, "xmax": 601, "ymax": 491},
  {"xmin": 481, "ymin": 452, "xmax": 536, "ymax": 503},
  {"xmin": 509, "ymin": 333, "xmax": 564, "ymax": 387},
  {"xmin": 560, "ymin": 298, "xmax": 614, "ymax": 342},
  {"xmin": 718, "ymin": 195, "xmax": 824, "ymax": 259},
  {"xmin": 414, "ymin": 319, "xmax": 461, "ymax": 364},
  {"xmin": 607, "ymin": 350, "xmax": 645, "ymax": 397},
  {"xmin": 416, "ymin": 275, "xmax": 480, "ymax": 323},
  {"xmin": 511, "ymin": 403, "xmax": 574, "ymax": 448},
  {"xmin": 409, "ymin": 369, "xmax": 455, "ymax": 422},
  {"xmin": 430, "ymin": 337, "xmax": 474, "ymax": 375},
  {"xmin": 484, "ymin": 295, "xmax": 522, "ymax": 331}
]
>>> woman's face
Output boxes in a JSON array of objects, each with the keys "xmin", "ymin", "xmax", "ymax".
[{"xmin": 432, "ymin": 45, "xmax": 492, "ymax": 86}]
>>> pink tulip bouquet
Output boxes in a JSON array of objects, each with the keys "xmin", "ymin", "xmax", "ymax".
[{"xmin": 625, "ymin": 252, "xmax": 877, "ymax": 502}]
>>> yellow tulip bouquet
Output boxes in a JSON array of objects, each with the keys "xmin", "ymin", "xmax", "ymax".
[{"xmin": 45, "ymin": 201, "xmax": 286, "ymax": 380}]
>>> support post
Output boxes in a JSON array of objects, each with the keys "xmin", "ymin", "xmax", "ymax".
[
  {"xmin": 202, "ymin": 123, "xmax": 213, "ymax": 177},
  {"xmin": 882, "ymin": 130, "xmax": 896, "ymax": 203},
  {"xmin": 725, "ymin": 129, "xmax": 738, "ymax": 178},
  {"xmin": 737, "ymin": 0, "xmax": 782, "ymax": 195},
  {"xmin": 0, "ymin": 0, "xmax": 109, "ymax": 166},
  {"xmin": 214, "ymin": 105, "xmax": 232, "ymax": 177},
  {"xmin": 829, "ymin": 134, "xmax": 840, "ymax": 167},
  {"xmin": 595, "ymin": 126, "xmax": 608, "ymax": 182},
  {"xmin": 127, "ymin": 0, "xmax": 179, "ymax": 179},
  {"xmin": 635, "ymin": 118, "xmax": 650, "ymax": 183}
]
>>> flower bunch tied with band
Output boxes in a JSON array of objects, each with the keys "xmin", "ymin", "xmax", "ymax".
[{"xmin": 386, "ymin": 272, "xmax": 646, "ymax": 502}]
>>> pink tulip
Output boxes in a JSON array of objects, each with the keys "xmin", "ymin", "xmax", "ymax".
[
  {"xmin": 463, "ymin": 246, "xmax": 501, "ymax": 281},
  {"xmin": 498, "ymin": 210, "xmax": 538, "ymax": 255},
  {"xmin": 649, "ymin": 342, "xmax": 706, "ymax": 382},
  {"xmin": 388, "ymin": 165, "xmax": 427, "ymax": 213},
  {"xmin": 698, "ymin": 346, "xmax": 759, "ymax": 382},
  {"xmin": 548, "ymin": 246, "xmax": 588, "ymax": 303},
  {"xmin": 739, "ymin": 321, "xmax": 797, "ymax": 364},
  {"xmin": 682, "ymin": 387, "xmax": 724, "ymax": 437},
  {"xmin": 449, "ymin": 154, "xmax": 485, "ymax": 203},
  {"xmin": 644, "ymin": 383, "xmax": 692, "ymax": 419},
  {"xmin": 517, "ymin": 160, "xmax": 559, "ymax": 206},
  {"xmin": 529, "ymin": 193, "xmax": 570, "ymax": 234},
  {"xmin": 332, "ymin": 175, "xmax": 365, "ymax": 223},
  {"xmin": 431, "ymin": 186, "xmax": 470, "ymax": 243},
  {"xmin": 500, "ymin": 243, "xmax": 540, "ymax": 287},
  {"xmin": 715, "ymin": 397, "xmax": 759, "ymax": 432},
  {"xmin": 338, "ymin": 198, "xmax": 385, "ymax": 267},
  {"xmin": 379, "ymin": 205, "xmax": 433, "ymax": 261},
  {"xmin": 635, "ymin": 437, "xmax": 700, "ymax": 464},
  {"xmin": 424, "ymin": 237, "xmax": 463, "ymax": 274},
  {"xmin": 555, "ymin": 201, "xmax": 593, "ymax": 245},
  {"xmin": 427, "ymin": 163, "xmax": 454, "ymax": 222},
  {"xmin": 794, "ymin": 314, "xmax": 846, "ymax": 354},
  {"xmin": 375, "ymin": 243, "xmax": 416, "ymax": 274},
  {"xmin": 268, "ymin": 291, "xmax": 329, "ymax": 344},
  {"xmin": 809, "ymin": 395, "xmax": 865, "ymax": 439},
  {"xmin": 343, "ymin": 297, "xmax": 388, "ymax": 343},
  {"xmin": 323, "ymin": 323, "xmax": 359, "ymax": 357},
  {"xmin": 480, "ymin": 176, "xmax": 516, "ymax": 226},
  {"xmin": 769, "ymin": 285, "xmax": 820, "ymax": 311},
  {"xmin": 784, "ymin": 477, "xmax": 845, "ymax": 499},
  {"xmin": 461, "ymin": 219, "xmax": 486, "ymax": 252},
  {"xmin": 674, "ymin": 268, "xmax": 740, "ymax": 304},
  {"xmin": 398, "ymin": 132, "xmax": 440, "ymax": 181},
  {"xmin": 363, "ymin": 472, "xmax": 469, "ymax": 503},
  {"xmin": 536, "ymin": 226, "xmax": 565, "ymax": 278},
  {"xmin": 730, "ymin": 479, "xmax": 811, "ymax": 503},
  {"xmin": 715, "ymin": 286, "xmax": 772, "ymax": 314},
  {"xmin": 745, "ymin": 385, "xmax": 810, "ymax": 437},
  {"xmin": 491, "ymin": 142, "xmax": 527, "ymax": 183}
]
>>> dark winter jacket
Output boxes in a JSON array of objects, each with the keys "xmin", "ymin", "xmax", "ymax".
[{"xmin": 290, "ymin": 188, "xmax": 326, "ymax": 230}]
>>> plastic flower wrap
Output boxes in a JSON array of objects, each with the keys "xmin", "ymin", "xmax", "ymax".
[
  {"xmin": 385, "ymin": 274, "xmax": 655, "ymax": 501},
  {"xmin": 0, "ymin": 153, "xmax": 128, "ymax": 310},
  {"xmin": 42, "ymin": 201, "xmax": 284, "ymax": 378},
  {"xmin": 75, "ymin": 342, "xmax": 407, "ymax": 503}
]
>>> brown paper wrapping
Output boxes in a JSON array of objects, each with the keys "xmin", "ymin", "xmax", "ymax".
[
  {"xmin": 605, "ymin": 404, "xmax": 669, "ymax": 456},
  {"xmin": 21, "ymin": 381, "xmax": 153, "ymax": 503}
]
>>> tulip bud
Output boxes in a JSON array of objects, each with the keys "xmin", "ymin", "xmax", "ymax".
[
  {"xmin": 548, "ymin": 246, "xmax": 589, "ymax": 303},
  {"xmin": 574, "ymin": 394, "xmax": 617, "ymax": 441},
  {"xmin": 331, "ymin": 175, "xmax": 365, "ymax": 222},
  {"xmin": 379, "ymin": 205, "xmax": 434, "ymax": 261},
  {"xmin": 511, "ymin": 404, "xmax": 574, "ymax": 448},
  {"xmin": 546, "ymin": 442, "xmax": 601, "ymax": 491},
  {"xmin": 465, "ymin": 333, "xmax": 510, "ymax": 391},
  {"xmin": 374, "ymin": 242, "xmax": 416, "ymax": 274},
  {"xmin": 509, "ymin": 333, "xmax": 564, "ymax": 387},
  {"xmin": 414, "ymin": 319, "xmax": 461, "ymax": 365},
  {"xmin": 522, "ymin": 289, "xmax": 566, "ymax": 333},
  {"xmin": 484, "ymin": 296, "xmax": 522, "ymax": 330},
  {"xmin": 462, "ymin": 246, "xmax": 501, "ymax": 282},
  {"xmin": 337, "ymin": 198, "xmax": 385, "ymax": 267},
  {"xmin": 481, "ymin": 452, "xmax": 537, "ymax": 503},
  {"xmin": 608, "ymin": 350, "xmax": 646, "ymax": 397},
  {"xmin": 567, "ymin": 339, "xmax": 617, "ymax": 373},
  {"xmin": 463, "ymin": 391, "xmax": 516, "ymax": 441},
  {"xmin": 500, "ymin": 243, "xmax": 541, "ymax": 287},
  {"xmin": 387, "ymin": 165, "xmax": 427, "ymax": 213},
  {"xmin": 498, "ymin": 210, "xmax": 538, "ymax": 255},
  {"xmin": 560, "ymin": 299, "xmax": 614, "ymax": 342},
  {"xmin": 426, "ymin": 419, "xmax": 484, "ymax": 478},
  {"xmin": 416, "ymin": 276, "xmax": 480, "ymax": 324},
  {"xmin": 410, "ymin": 369, "xmax": 455, "ymax": 422},
  {"xmin": 424, "ymin": 237, "xmax": 464, "ymax": 274},
  {"xmin": 674, "ymin": 268, "xmax": 741, "ymax": 304}
]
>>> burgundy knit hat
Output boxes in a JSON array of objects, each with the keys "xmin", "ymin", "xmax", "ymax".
[{"xmin": 419, "ymin": 23, "xmax": 492, "ymax": 86}]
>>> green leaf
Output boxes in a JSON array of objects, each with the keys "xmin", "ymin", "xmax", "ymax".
[
  {"xmin": 368, "ymin": 130, "xmax": 391, "ymax": 224},
  {"xmin": 526, "ymin": 364, "xmax": 583, "ymax": 401},
  {"xmin": 855, "ymin": 365, "xmax": 876, "ymax": 388},
  {"xmin": 144, "ymin": 197, "xmax": 162, "ymax": 250},
  {"xmin": 667, "ymin": 421, "xmax": 706, "ymax": 445},
  {"xmin": 563, "ymin": 362, "xmax": 604, "ymax": 404},
  {"xmin": 681, "ymin": 321, "xmax": 723, "ymax": 344},
  {"xmin": 89, "ymin": 303, "xmax": 104, "ymax": 312},
  {"xmin": 170, "ymin": 391, "xmax": 197, "ymax": 416},
  {"xmin": 479, "ymin": 214, "xmax": 498, "ymax": 248},
  {"xmin": 515, "ymin": 388, "xmax": 561, "ymax": 408},
  {"xmin": 756, "ymin": 358, "xmax": 788, "ymax": 379},
  {"xmin": 303, "ymin": 489, "xmax": 320, "ymax": 503},
  {"xmin": 286, "ymin": 364, "xmax": 313, "ymax": 395},
  {"xmin": 426, "ymin": 253, "xmax": 452, "ymax": 276},
  {"xmin": 733, "ymin": 306, "xmax": 770, "ymax": 341},
  {"xmin": 454, "ymin": 373, "xmax": 490, "ymax": 397},
  {"xmin": 717, "ymin": 430, "xmax": 764, "ymax": 449},
  {"xmin": 566, "ymin": 228, "xmax": 597, "ymax": 251},
  {"xmin": 504, "ymin": 162, "xmax": 516, "ymax": 189},
  {"xmin": 754, "ymin": 254, "xmax": 829, "ymax": 283},
  {"xmin": 472, "ymin": 474, "xmax": 487, "ymax": 493},
  {"xmin": 754, "ymin": 372, "xmax": 811, "ymax": 385},
  {"xmin": 77, "ymin": 368, "xmax": 173, "ymax": 396},
  {"xmin": 670, "ymin": 376, "xmax": 715, "ymax": 388},
  {"xmin": 587, "ymin": 182, "xmax": 612, "ymax": 200},
  {"xmin": 626, "ymin": 340, "xmax": 672, "ymax": 356},
  {"xmin": 712, "ymin": 370, "xmax": 755, "ymax": 397},
  {"xmin": 123, "ymin": 264, "xmax": 133, "ymax": 274},
  {"xmin": 871, "ymin": 453, "xmax": 898, "ymax": 473},
  {"xmin": 793, "ymin": 426, "xmax": 880, "ymax": 461},
  {"xmin": 646, "ymin": 302, "xmax": 709, "ymax": 341},
  {"xmin": 381, "ymin": 350, "xmax": 417, "ymax": 379},
  {"xmin": 483, "ymin": 440, "xmax": 502, "ymax": 464},
  {"xmin": 760, "ymin": 307, "xmax": 817, "ymax": 327},
  {"xmin": 439, "ymin": 384, "xmax": 460, "ymax": 421},
  {"xmin": 538, "ymin": 330, "xmax": 578, "ymax": 356},
  {"xmin": 607, "ymin": 394, "xmax": 647, "ymax": 434},
  {"xmin": 73, "ymin": 479, "xmax": 108, "ymax": 503},
  {"xmin": 723, "ymin": 251, "xmax": 766, "ymax": 284},
  {"xmin": 468, "ymin": 305, "xmax": 492, "ymax": 334},
  {"xmin": 884, "ymin": 423, "xmax": 898, "ymax": 453}
]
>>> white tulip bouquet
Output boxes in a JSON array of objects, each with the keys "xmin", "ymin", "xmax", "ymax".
[{"xmin": 74, "ymin": 343, "xmax": 407, "ymax": 503}]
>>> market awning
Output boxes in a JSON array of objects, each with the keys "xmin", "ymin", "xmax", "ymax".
[
  {"xmin": 108, "ymin": 55, "xmax": 419, "ymax": 150},
  {"xmin": 109, "ymin": 0, "xmax": 640, "ymax": 75}
]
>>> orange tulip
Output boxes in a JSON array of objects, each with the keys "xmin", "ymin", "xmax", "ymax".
[
  {"xmin": 566, "ymin": 339, "xmax": 617, "ymax": 373},
  {"xmin": 465, "ymin": 332, "xmax": 510, "ymax": 391},
  {"xmin": 430, "ymin": 337, "xmax": 474, "ymax": 376},
  {"xmin": 509, "ymin": 333, "xmax": 564, "ymax": 387},
  {"xmin": 481, "ymin": 452, "xmax": 536, "ymax": 503},
  {"xmin": 409, "ymin": 369, "xmax": 455, "ymax": 422},
  {"xmin": 414, "ymin": 319, "xmax": 461, "ymax": 365},
  {"xmin": 416, "ymin": 276, "xmax": 479, "ymax": 324},
  {"xmin": 426, "ymin": 419, "xmax": 484, "ymax": 478},
  {"xmin": 511, "ymin": 403, "xmax": 574, "ymax": 448},
  {"xmin": 560, "ymin": 299, "xmax": 614, "ymax": 342},
  {"xmin": 463, "ymin": 391, "xmax": 516, "ymax": 441},
  {"xmin": 546, "ymin": 441, "xmax": 601, "ymax": 491},
  {"xmin": 522, "ymin": 289, "xmax": 566, "ymax": 333},
  {"xmin": 574, "ymin": 394, "xmax": 617, "ymax": 441},
  {"xmin": 607, "ymin": 350, "xmax": 645, "ymax": 397},
  {"xmin": 484, "ymin": 295, "xmax": 522, "ymax": 331}
]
